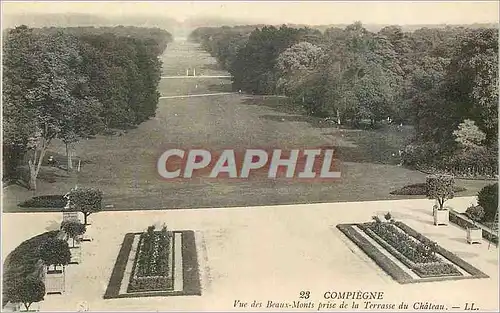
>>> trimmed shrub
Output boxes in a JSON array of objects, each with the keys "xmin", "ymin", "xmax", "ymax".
[
  {"xmin": 61, "ymin": 221, "xmax": 87, "ymax": 247},
  {"xmin": 39, "ymin": 238, "xmax": 71, "ymax": 271},
  {"xmin": 67, "ymin": 187, "xmax": 103, "ymax": 225},
  {"xmin": 426, "ymin": 174, "xmax": 455, "ymax": 209},
  {"xmin": 465, "ymin": 205, "xmax": 485, "ymax": 228},
  {"xmin": 477, "ymin": 183, "xmax": 498, "ymax": 222},
  {"xmin": 10, "ymin": 277, "xmax": 45, "ymax": 311}
]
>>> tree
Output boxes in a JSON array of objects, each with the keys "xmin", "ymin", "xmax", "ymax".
[
  {"xmin": 4, "ymin": 25, "xmax": 169, "ymax": 187},
  {"xmin": 3, "ymin": 28, "xmax": 91, "ymax": 189},
  {"xmin": 28, "ymin": 31, "xmax": 88, "ymax": 188},
  {"xmin": 403, "ymin": 27, "xmax": 497, "ymax": 174},
  {"xmin": 406, "ymin": 55, "xmax": 450, "ymax": 142},
  {"xmin": 77, "ymin": 34, "xmax": 134, "ymax": 129},
  {"xmin": 231, "ymin": 25, "xmax": 312, "ymax": 94},
  {"xmin": 377, "ymin": 25, "xmax": 412, "ymax": 78},
  {"xmin": 426, "ymin": 174, "xmax": 455, "ymax": 210},
  {"xmin": 10, "ymin": 277, "xmax": 45, "ymax": 311},
  {"xmin": 3, "ymin": 26, "xmax": 39, "ymax": 184},
  {"xmin": 276, "ymin": 42, "xmax": 323, "ymax": 95},
  {"xmin": 61, "ymin": 221, "xmax": 87, "ymax": 247},
  {"xmin": 77, "ymin": 32, "xmax": 163, "ymax": 130},
  {"xmin": 39, "ymin": 238, "xmax": 71, "ymax": 271},
  {"xmin": 352, "ymin": 66, "xmax": 396, "ymax": 127},
  {"xmin": 453, "ymin": 119, "xmax": 486, "ymax": 150},
  {"xmin": 445, "ymin": 28, "xmax": 499, "ymax": 145},
  {"xmin": 67, "ymin": 187, "xmax": 103, "ymax": 225}
]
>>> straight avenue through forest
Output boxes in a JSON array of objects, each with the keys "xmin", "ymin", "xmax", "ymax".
[{"xmin": 3, "ymin": 36, "xmax": 492, "ymax": 212}]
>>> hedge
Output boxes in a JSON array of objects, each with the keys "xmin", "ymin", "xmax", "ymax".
[
  {"xmin": 18, "ymin": 195, "xmax": 66, "ymax": 208},
  {"xmin": 390, "ymin": 183, "xmax": 466, "ymax": 196},
  {"xmin": 2, "ymin": 231, "xmax": 59, "ymax": 306}
]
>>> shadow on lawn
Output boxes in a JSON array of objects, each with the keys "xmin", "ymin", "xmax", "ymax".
[
  {"xmin": 242, "ymin": 97, "xmax": 306, "ymax": 116},
  {"xmin": 206, "ymin": 82, "xmax": 233, "ymax": 93},
  {"xmin": 328, "ymin": 128, "xmax": 412, "ymax": 165},
  {"xmin": 259, "ymin": 114, "xmax": 311, "ymax": 124},
  {"xmin": 245, "ymin": 98, "xmax": 340, "ymax": 129},
  {"xmin": 198, "ymin": 62, "xmax": 223, "ymax": 72},
  {"xmin": 243, "ymin": 97, "xmax": 413, "ymax": 165}
]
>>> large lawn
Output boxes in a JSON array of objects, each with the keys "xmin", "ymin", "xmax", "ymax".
[{"xmin": 3, "ymin": 40, "xmax": 492, "ymax": 212}]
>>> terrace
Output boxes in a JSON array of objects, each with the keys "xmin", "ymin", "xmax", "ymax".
[{"xmin": 2, "ymin": 196, "xmax": 498, "ymax": 311}]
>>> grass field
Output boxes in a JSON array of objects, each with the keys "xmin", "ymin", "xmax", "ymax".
[{"xmin": 2, "ymin": 39, "xmax": 492, "ymax": 212}]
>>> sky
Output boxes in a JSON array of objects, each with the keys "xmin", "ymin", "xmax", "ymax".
[{"xmin": 2, "ymin": 1, "xmax": 499, "ymax": 25}]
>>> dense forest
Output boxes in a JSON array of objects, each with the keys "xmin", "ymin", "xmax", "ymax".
[
  {"xmin": 3, "ymin": 25, "xmax": 173, "ymax": 189},
  {"xmin": 189, "ymin": 23, "xmax": 499, "ymax": 177}
]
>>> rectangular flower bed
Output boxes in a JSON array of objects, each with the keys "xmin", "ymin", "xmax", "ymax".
[
  {"xmin": 337, "ymin": 220, "xmax": 489, "ymax": 284},
  {"xmin": 359, "ymin": 222, "xmax": 462, "ymax": 278},
  {"xmin": 104, "ymin": 230, "xmax": 201, "ymax": 299},
  {"xmin": 127, "ymin": 226, "xmax": 173, "ymax": 293},
  {"xmin": 393, "ymin": 222, "xmax": 490, "ymax": 277}
]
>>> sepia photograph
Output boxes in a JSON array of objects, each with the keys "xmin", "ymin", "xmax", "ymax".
[{"xmin": 1, "ymin": 1, "xmax": 499, "ymax": 311}]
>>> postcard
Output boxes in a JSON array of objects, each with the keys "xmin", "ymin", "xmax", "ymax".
[{"xmin": 1, "ymin": 1, "xmax": 499, "ymax": 311}]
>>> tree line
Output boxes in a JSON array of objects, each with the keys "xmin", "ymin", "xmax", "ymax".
[
  {"xmin": 189, "ymin": 23, "xmax": 498, "ymax": 176},
  {"xmin": 3, "ymin": 25, "xmax": 173, "ymax": 189}
]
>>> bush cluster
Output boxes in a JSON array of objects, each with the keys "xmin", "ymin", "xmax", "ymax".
[{"xmin": 477, "ymin": 183, "xmax": 498, "ymax": 222}]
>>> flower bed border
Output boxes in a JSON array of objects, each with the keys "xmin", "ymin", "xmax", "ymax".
[
  {"xmin": 103, "ymin": 231, "xmax": 201, "ymax": 299},
  {"xmin": 337, "ymin": 222, "xmax": 489, "ymax": 284}
]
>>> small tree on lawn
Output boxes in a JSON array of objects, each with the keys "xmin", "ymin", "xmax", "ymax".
[
  {"xmin": 68, "ymin": 187, "xmax": 103, "ymax": 225},
  {"xmin": 39, "ymin": 238, "xmax": 71, "ymax": 271},
  {"xmin": 61, "ymin": 221, "xmax": 86, "ymax": 248},
  {"xmin": 465, "ymin": 205, "xmax": 485, "ymax": 229},
  {"xmin": 11, "ymin": 277, "xmax": 45, "ymax": 311},
  {"xmin": 426, "ymin": 174, "xmax": 455, "ymax": 210}
]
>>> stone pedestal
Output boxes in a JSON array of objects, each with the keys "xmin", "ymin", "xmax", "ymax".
[{"xmin": 44, "ymin": 266, "xmax": 65, "ymax": 294}]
